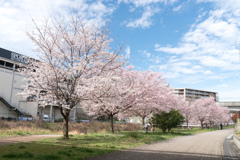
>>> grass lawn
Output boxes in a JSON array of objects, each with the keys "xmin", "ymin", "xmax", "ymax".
[
  {"xmin": 0, "ymin": 129, "xmax": 61, "ymax": 139},
  {"xmin": 0, "ymin": 125, "xmax": 234, "ymax": 160}
]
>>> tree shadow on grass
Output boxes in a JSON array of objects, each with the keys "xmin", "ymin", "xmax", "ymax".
[
  {"xmin": 84, "ymin": 148, "xmax": 222, "ymax": 160},
  {"xmin": 0, "ymin": 142, "xmax": 115, "ymax": 160}
]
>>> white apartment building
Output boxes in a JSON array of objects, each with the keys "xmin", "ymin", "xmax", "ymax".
[
  {"xmin": 174, "ymin": 88, "xmax": 218, "ymax": 102},
  {"xmin": 0, "ymin": 47, "xmax": 78, "ymax": 121}
]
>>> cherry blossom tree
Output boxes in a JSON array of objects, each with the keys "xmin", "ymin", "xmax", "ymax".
[
  {"xmin": 180, "ymin": 96, "xmax": 195, "ymax": 129},
  {"xmin": 193, "ymin": 97, "xmax": 215, "ymax": 129},
  {"xmin": 192, "ymin": 97, "xmax": 230, "ymax": 129},
  {"xmin": 19, "ymin": 15, "xmax": 125, "ymax": 139},
  {"xmin": 209, "ymin": 105, "xmax": 230, "ymax": 126},
  {"xmin": 84, "ymin": 67, "xmax": 141, "ymax": 133},
  {"xmin": 122, "ymin": 71, "xmax": 170, "ymax": 126}
]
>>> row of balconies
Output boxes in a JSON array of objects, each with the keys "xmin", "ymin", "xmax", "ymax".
[
  {"xmin": 186, "ymin": 94, "xmax": 210, "ymax": 97},
  {"xmin": 186, "ymin": 90, "xmax": 216, "ymax": 95}
]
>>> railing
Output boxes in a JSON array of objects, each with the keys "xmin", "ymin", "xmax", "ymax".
[
  {"xmin": 0, "ymin": 93, "xmax": 16, "ymax": 107},
  {"xmin": 0, "ymin": 93, "xmax": 26, "ymax": 114}
]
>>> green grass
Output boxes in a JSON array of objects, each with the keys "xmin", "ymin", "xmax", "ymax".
[
  {"xmin": 0, "ymin": 126, "xmax": 234, "ymax": 160},
  {"xmin": 0, "ymin": 129, "xmax": 60, "ymax": 139}
]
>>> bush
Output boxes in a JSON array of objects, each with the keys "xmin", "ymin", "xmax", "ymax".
[
  {"xmin": 151, "ymin": 109, "xmax": 185, "ymax": 133},
  {"xmin": 55, "ymin": 118, "xmax": 63, "ymax": 122}
]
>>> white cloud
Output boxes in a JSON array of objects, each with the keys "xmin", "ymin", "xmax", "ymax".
[
  {"xmin": 0, "ymin": 0, "xmax": 116, "ymax": 57},
  {"xmin": 126, "ymin": 6, "xmax": 160, "ymax": 28},
  {"xmin": 217, "ymin": 84, "xmax": 228, "ymax": 87},
  {"xmin": 169, "ymin": 56, "xmax": 180, "ymax": 62},
  {"xmin": 202, "ymin": 70, "xmax": 213, "ymax": 74},
  {"xmin": 206, "ymin": 75, "xmax": 227, "ymax": 80},
  {"xmin": 173, "ymin": 5, "xmax": 182, "ymax": 12},
  {"xmin": 119, "ymin": 0, "xmax": 178, "ymax": 28},
  {"xmin": 139, "ymin": 50, "xmax": 163, "ymax": 65},
  {"xmin": 125, "ymin": 46, "xmax": 131, "ymax": 58},
  {"xmin": 139, "ymin": 50, "xmax": 151, "ymax": 57},
  {"xmin": 155, "ymin": 43, "xmax": 198, "ymax": 54},
  {"xmin": 154, "ymin": 1, "xmax": 240, "ymax": 71},
  {"xmin": 118, "ymin": 0, "xmax": 178, "ymax": 7}
]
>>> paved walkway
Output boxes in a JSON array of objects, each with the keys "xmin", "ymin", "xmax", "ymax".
[
  {"xmin": 0, "ymin": 135, "xmax": 61, "ymax": 146},
  {"xmin": 85, "ymin": 129, "xmax": 234, "ymax": 160}
]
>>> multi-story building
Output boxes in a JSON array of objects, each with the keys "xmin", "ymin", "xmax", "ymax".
[
  {"xmin": 0, "ymin": 47, "xmax": 79, "ymax": 121},
  {"xmin": 174, "ymin": 88, "xmax": 218, "ymax": 102}
]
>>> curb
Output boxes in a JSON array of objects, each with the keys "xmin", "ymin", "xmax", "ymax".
[{"xmin": 223, "ymin": 133, "xmax": 240, "ymax": 160}]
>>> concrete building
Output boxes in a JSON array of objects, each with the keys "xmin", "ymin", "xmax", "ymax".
[
  {"xmin": 217, "ymin": 101, "xmax": 240, "ymax": 113},
  {"xmin": 0, "ymin": 47, "xmax": 79, "ymax": 121},
  {"xmin": 174, "ymin": 88, "xmax": 218, "ymax": 102}
]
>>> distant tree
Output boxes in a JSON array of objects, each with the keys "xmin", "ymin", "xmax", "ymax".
[
  {"xmin": 231, "ymin": 113, "xmax": 239, "ymax": 124},
  {"xmin": 151, "ymin": 109, "xmax": 185, "ymax": 133},
  {"xmin": 192, "ymin": 97, "xmax": 230, "ymax": 129},
  {"xmin": 122, "ymin": 71, "xmax": 172, "ymax": 126},
  {"xmin": 193, "ymin": 97, "xmax": 215, "ymax": 129}
]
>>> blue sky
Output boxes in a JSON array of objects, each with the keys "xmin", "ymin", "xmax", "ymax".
[{"xmin": 0, "ymin": 0, "xmax": 240, "ymax": 101}]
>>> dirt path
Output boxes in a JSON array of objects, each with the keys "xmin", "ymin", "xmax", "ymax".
[
  {"xmin": 85, "ymin": 129, "xmax": 234, "ymax": 160},
  {"xmin": 0, "ymin": 135, "xmax": 62, "ymax": 146}
]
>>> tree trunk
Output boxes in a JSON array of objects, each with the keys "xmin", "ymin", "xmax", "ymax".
[
  {"xmin": 63, "ymin": 113, "xmax": 69, "ymax": 139},
  {"xmin": 186, "ymin": 120, "xmax": 189, "ymax": 129},
  {"xmin": 142, "ymin": 117, "xmax": 145, "ymax": 126},
  {"xmin": 110, "ymin": 114, "xmax": 114, "ymax": 133},
  {"xmin": 162, "ymin": 128, "xmax": 166, "ymax": 133},
  {"xmin": 201, "ymin": 121, "xmax": 203, "ymax": 130},
  {"xmin": 61, "ymin": 109, "xmax": 70, "ymax": 139}
]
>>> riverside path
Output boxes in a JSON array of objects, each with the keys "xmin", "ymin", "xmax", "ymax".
[{"xmin": 85, "ymin": 129, "xmax": 235, "ymax": 160}]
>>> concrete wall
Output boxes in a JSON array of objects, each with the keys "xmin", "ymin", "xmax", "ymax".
[
  {"xmin": 0, "ymin": 68, "xmax": 13, "ymax": 101},
  {"xmin": 26, "ymin": 102, "xmax": 38, "ymax": 117},
  {"xmin": 12, "ymin": 73, "xmax": 27, "ymax": 107},
  {"xmin": 0, "ymin": 68, "xmax": 27, "ymax": 106},
  {"xmin": 218, "ymin": 101, "xmax": 240, "ymax": 107},
  {"xmin": 233, "ymin": 134, "xmax": 240, "ymax": 150},
  {"xmin": 0, "ymin": 101, "xmax": 18, "ymax": 118}
]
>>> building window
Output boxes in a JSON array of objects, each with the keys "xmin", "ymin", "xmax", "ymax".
[
  {"xmin": 5, "ymin": 62, "xmax": 14, "ymax": 68},
  {"xmin": 0, "ymin": 60, "xmax": 4, "ymax": 66},
  {"xmin": 15, "ymin": 64, "xmax": 19, "ymax": 69}
]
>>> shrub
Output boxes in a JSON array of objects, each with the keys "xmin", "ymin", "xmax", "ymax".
[
  {"xmin": 151, "ymin": 109, "xmax": 185, "ymax": 133},
  {"xmin": 55, "ymin": 118, "xmax": 63, "ymax": 122}
]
